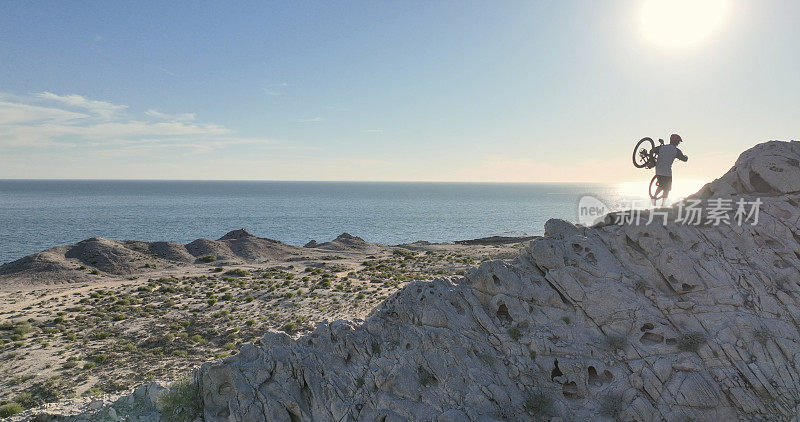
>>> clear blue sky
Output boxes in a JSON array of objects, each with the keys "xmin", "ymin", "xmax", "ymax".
[{"xmin": 1, "ymin": 1, "xmax": 798, "ymax": 182}]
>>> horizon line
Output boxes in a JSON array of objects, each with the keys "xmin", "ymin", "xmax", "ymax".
[{"xmin": 0, "ymin": 178, "xmax": 639, "ymax": 185}]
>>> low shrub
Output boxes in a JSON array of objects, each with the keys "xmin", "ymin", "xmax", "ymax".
[
  {"xmin": 157, "ymin": 377, "xmax": 201, "ymax": 422},
  {"xmin": 0, "ymin": 403, "xmax": 23, "ymax": 417},
  {"xmin": 677, "ymin": 331, "xmax": 706, "ymax": 353}
]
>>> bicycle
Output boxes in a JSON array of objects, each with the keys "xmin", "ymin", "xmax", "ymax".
[{"xmin": 631, "ymin": 137, "xmax": 665, "ymax": 200}]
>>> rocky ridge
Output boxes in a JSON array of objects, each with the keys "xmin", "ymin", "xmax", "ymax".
[
  {"xmin": 195, "ymin": 141, "xmax": 800, "ymax": 421},
  {"xmin": 6, "ymin": 140, "xmax": 800, "ymax": 421}
]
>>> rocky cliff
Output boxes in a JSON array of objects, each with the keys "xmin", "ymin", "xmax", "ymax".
[{"xmin": 197, "ymin": 141, "xmax": 800, "ymax": 421}]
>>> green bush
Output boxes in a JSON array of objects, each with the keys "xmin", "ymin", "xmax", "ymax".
[
  {"xmin": 392, "ymin": 249, "xmax": 416, "ymax": 258},
  {"xmin": 89, "ymin": 353, "xmax": 108, "ymax": 364},
  {"xmin": 14, "ymin": 377, "xmax": 67, "ymax": 408},
  {"xmin": 0, "ymin": 403, "xmax": 23, "ymax": 417},
  {"xmin": 223, "ymin": 269, "xmax": 250, "ymax": 277},
  {"xmin": 157, "ymin": 377, "xmax": 201, "ymax": 422},
  {"xmin": 82, "ymin": 387, "xmax": 102, "ymax": 397},
  {"xmin": 199, "ymin": 255, "xmax": 217, "ymax": 263},
  {"xmin": 507, "ymin": 327, "xmax": 522, "ymax": 342},
  {"xmin": 12, "ymin": 323, "xmax": 32, "ymax": 336},
  {"xmin": 13, "ymin": 392, "xmax": 34, "ymax": 408}
]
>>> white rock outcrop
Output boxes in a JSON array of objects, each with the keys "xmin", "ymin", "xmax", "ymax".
[
  {"xmin": 5, "ymin": 382, "xmax": 169, "ymax": 422},
  {"xmin": 197, "ymin": 141, "xmax": 800, "ymax": 421}
]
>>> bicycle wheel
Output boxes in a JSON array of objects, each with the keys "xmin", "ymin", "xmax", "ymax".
[
  {"xmin": 649, "ymin": 175, "xmax": 665, "ymax": 199},
  {"xmin": 632, "ymin": 137, "xmax": 655, "ymax": 168}
]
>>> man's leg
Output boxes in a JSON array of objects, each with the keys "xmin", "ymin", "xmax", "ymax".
[
  {"xmin": 661, "ymin": 190, "xmax": 669, "ymax": 206},
  {"xmin": 653, "ymin": 182, "xmax": 663, "ymax": 207}
]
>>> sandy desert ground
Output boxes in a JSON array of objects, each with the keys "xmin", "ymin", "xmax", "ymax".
[{"xmin": 0, "ymin": 230, "xmax": 530, "ymax": 410}]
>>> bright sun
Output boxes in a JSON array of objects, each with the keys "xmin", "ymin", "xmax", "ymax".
[{"xmin": 641, "ymin": 0, "xmax": 728, "ymax": 49}]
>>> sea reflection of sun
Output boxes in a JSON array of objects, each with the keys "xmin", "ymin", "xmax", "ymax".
[{"xmin": 616, "ymin": 179, "xmax": 708, "ymax": 207}]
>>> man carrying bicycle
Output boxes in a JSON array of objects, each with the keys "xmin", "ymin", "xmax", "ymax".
[{"xmin": 652, "ymin": 133, "xmax": 688, "ymax": 206}]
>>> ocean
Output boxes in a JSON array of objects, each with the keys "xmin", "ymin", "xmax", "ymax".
[{"xmin": 0, "ymin": 180, "xmax": 650, "ymax": 264}]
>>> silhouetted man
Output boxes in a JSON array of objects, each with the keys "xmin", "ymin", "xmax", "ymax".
[{"xmin": 653, "ymin": 133, "xmax": 688, "ymax": 206}]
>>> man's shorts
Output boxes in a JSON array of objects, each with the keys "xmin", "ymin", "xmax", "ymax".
[{"xmin": 656, "ymin": 175, "xmax": 672, "ymax": 192}]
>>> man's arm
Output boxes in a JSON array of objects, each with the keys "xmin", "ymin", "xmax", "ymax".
[{"xmin": 677, "ymin": 148, "xmax": 688, "ymax": 162}]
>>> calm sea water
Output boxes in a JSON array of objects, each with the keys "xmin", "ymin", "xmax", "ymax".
[{"xmin": 0, "ymin": 180, "xmax": 646, "ymax": 264}]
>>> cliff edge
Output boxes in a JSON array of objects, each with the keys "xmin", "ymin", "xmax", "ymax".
[{"xmin": 198, "ymin": 141, "xmax": 800, "ymax": 421}]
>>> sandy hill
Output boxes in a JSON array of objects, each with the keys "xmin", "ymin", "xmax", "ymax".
[
  {"xmin": 0, "ymin": 229, "xmax": 302, "ymax": 284},
  {"xmin": 305, "ymin": 232, "xmax": 381, "ymax": 254}
]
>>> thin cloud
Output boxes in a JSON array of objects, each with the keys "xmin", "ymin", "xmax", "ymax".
[
  {"xmin": 364, "ymin": 129, "xmax": 384, "ymax": 134},
  {"xmin": 158, "ymin": 66, "xmax": 177, "ymax": 77},
  {"xmin": 36, "ymin": 92, "xmax": 127, "ymax": 120},
  {"xmin": 145, "ymin": 109, "xmax": 196, "ymax": 121},
  {"xmin": 263, "ymin": 82, "xmax": 289, "ymax": 96},
  {"xmin": 0, "ymin": 101, "xmax": 88, "ymax": 125},
  {"xmin": 0, "ymin": 91, "xmax": 281, "ymax": 154},
  {"xmin": 296, "ymin": 117, "xmax": 323, "ymax": 123}
]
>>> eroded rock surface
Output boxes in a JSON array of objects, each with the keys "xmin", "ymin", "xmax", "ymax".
[{"xmin": 197, "ymin": 141, "xmax": 800, "ymax": 421}]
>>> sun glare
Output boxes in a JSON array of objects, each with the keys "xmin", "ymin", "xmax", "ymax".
[
  {"xmin": 641, "ymin": 0, "xmax": 728, "ymax": 49},
  {"xmin": 617, "ymin": 178, "xmax": 708, "ymax": 205}
]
